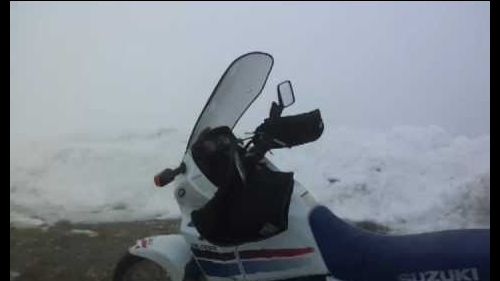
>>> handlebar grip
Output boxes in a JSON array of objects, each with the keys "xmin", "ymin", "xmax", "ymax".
[{"xmin": 154, "ymin": 163, "xmax": 186, "ymax": 187}]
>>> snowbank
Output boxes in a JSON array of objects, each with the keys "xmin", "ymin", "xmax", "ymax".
[
  {"xmin": 10, "ymin": 125, "xmax": 489, "ymax": 234},
  {"xmin": 10, "ymin": 129, "xmax": 186, "ymax": 226},
  {"xmin": 269, "ymin": 125, "xmax": 490, "ymax": 233}
]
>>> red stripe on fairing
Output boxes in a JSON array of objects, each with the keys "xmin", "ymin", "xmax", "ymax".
[{"xmin": 240, "ymin": 247, "xmax": 314, "ymax": 259}]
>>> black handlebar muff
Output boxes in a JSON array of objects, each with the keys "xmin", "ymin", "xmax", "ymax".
[{"xmin": 255, "ymin": 109, "xmax": 324, "ymax": 149}]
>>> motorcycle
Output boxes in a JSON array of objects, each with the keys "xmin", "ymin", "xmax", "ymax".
[{"xmin": 113, "ymin": 52, "xmax": 490, "ymax": 281}]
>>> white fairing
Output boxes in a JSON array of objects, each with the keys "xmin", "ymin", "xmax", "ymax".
[
  {"xmin": 129, "ymin": 234, "xmax": 192, "ymax": 281},
  {"xmin": 171, "ymin": 152, "xmax": 330, "ymax": 280}
]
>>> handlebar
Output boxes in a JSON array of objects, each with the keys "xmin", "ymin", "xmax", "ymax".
[{"xmin": 154, "ymin": 162, "xmax": 186, "ymax": 187}]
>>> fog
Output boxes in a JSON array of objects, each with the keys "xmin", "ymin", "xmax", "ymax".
[
  {"xmin": 10, "ymin": 2, "xmax": 490, "ymax": 230},
  {"xmin": 11, "ymin": 2, "xmax": 489, "ymax": 141}
]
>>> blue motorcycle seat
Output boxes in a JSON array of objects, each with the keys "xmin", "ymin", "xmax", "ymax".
[{"xmin": 309, "ymin": 205, "xmax": 489, "ymax": 281}]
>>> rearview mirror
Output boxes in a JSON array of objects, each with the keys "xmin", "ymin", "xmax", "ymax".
[{"xmin": 277, "ymin": 80, "xmax": 295, "ymax": 108}]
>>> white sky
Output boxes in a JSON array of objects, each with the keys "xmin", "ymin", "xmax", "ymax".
[{"xmin": 10, "ymin": 1, "xmax": 489, "ymax": 141}]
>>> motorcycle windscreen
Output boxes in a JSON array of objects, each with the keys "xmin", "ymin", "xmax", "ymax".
[{"xmin": 186, "ymin": 52, "xmax": 274, "ymax": 150}]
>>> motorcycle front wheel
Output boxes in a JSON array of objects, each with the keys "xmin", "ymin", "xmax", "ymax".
[{"xmin": 113, "ymin": 253, "xmax": 171, "ymax": 281}]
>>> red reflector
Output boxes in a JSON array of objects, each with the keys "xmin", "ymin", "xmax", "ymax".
[{"xmin": 154, "ymin": 176, "xmax": 162, "ymax": 187}]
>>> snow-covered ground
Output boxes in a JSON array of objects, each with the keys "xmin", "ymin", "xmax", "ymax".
[
  {"xmin": 10, "ymin": 125, "xmax": 489, "ymax": 234},
  {"xmin": 269, "ymin": 125, "xmax": 490, "ymax": 233}
]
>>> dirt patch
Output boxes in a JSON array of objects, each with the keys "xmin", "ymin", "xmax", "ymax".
[{"xmin": 10, "ymin": 219, "xmax": 180, "ymax": 281}]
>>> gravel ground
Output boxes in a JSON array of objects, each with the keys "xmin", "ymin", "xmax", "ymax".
[{"xmin": 10, "ymin": 219, "xmax": 180, "ymax": 281}]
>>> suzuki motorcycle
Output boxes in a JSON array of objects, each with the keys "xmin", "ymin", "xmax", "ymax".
[{"xmin": 113, "ymin": 52, "xmax": 490, "ymax": 281}]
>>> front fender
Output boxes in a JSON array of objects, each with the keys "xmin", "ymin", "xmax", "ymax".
[{"xmin": 129, "ymin": 234, "xmax": 192, "ymax": 281}]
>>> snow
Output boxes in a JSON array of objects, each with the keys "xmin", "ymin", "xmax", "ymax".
[
  {"xmin": 10, "ymin": 211, "xmax": 46, "ymax": 228},
  {"xmin": 10, "ymin": 129, "xmax": 185, "ymax": 226},
  {"xmin": 69, "ymin": 229, "xmax": 99, "ymax": 237},
  {"xmin": 10, "ymin": 271, "xmax": 21, "ymax": 281},
  {"xmin": 268, "ymin": 125, "xmax": 490, "ymax": 233},
  {"xmin": 10, "ymin": 125, "xmax": 489, "ymax": 234}
]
